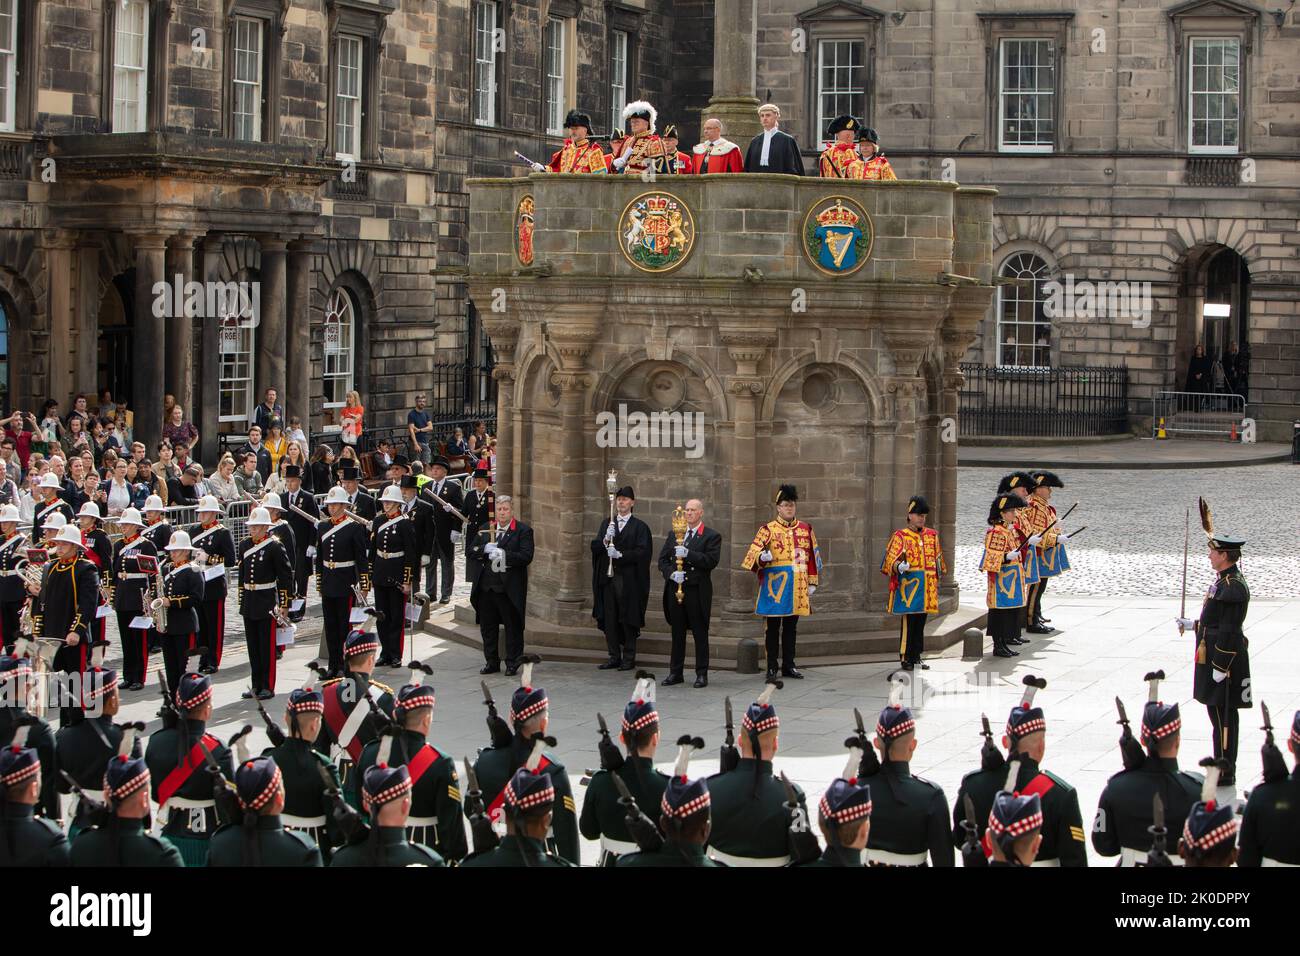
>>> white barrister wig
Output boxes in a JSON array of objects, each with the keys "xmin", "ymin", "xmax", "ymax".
[{"xmin": 621, "ymin": 100, "xmax": 658, "ymax": 133}]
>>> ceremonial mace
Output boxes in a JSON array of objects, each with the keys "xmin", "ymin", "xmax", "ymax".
[
  {"xmin": 605, "ymin": 470, "xmax": 618, "ymax": 578},
  {"xmin": 671, "ymin": 503, "xmax": 687, "ymax": 605}
]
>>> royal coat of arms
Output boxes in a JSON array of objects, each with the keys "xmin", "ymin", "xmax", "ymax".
[
  {"xmin": 801, "ymin": 196, "xmax": 873, "ymax": 276},
  {"xmin": 515, "ymin": 195, "xmax": 535, "ymax": 266},
  {"xmin": 618, "ymin": 191, "xmax": 696, "ymax": 274}
]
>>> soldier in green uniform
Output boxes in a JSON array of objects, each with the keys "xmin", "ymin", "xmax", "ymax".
[
  {"xmin": 1177, "ymin": 758, "xmax": 1238, "ymax": 867},
  {"xmin": 469, "ymin": 656, "xmax": 579, "ymax": 863},
  {"xmin": 261, "ymin": 676, "xmax": 341, "ymax": 854},
  {"xmin": 330, "ymin": 759, "xmax": 446, "ymax": 867},
  {"xmin": 618, "ymin": 735, "xmax": 723, "ymax": 867},
  {"xmin": 862, "ymin": 684, "xmax": 954, "ymax": 866},
  {"xmin": 461, "ymin": 738, "xmax": 575, "ymax": 868},
  {"xmin": 1238, "ymin": 708, "xmax": 1300, "ymax": 866},
  {"xmin": 207, "ymin": 754, "xmax": 322, "ymax": 866},
  {"xmin": 0, "ymin": 725, "xmax": 69, "ymax": 866},
  {"xmin": 144, "ymin": 671, "xmax": 234, "ymax": 865},
  {"xmin": 792, "ymin": 745, "xmax": 873, "ymax": 867},
  {"xmin": 355, "ymin": 666, "xmax": 467, "ymax": 863},
  {"xmin": 56, "ymin": 664, "xmax": 138, "ymax": 839},
  {"xmin": 0, "ymin": 650, "xmax": 59, "ymax": 819},
  {"xmin": 580, "ymin": 671, "xmax": 669, "ymax": 865},
  {"xmin": 985, "ymin": 764, "xmax": 1045, "ymax": 867},
  {"xmin": 318, "ymin": 630, "xmax": 395, "ymax": 808},
  {"xmin": 950, "ymin": 675, "xmax": 1088, "ymax": 866},
  {"xmin": 706, "ymin": 680, "xmax": 809, "ymax": 866},
  {"xmin": 1176, "ymin": 503, "xmax": 1250, "ymax": 789},
  {"xmin": 1092, "ymin": 670, "xmax": 1202, "ymax": 866},
  {"xmin": 69, "ymin": 736, "xmax": 184, "ymax": 867}
]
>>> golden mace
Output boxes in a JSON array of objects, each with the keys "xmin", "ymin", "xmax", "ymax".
[{"xmin": 671, "ymin": 503, "xmax": 687, "ymax": 605}]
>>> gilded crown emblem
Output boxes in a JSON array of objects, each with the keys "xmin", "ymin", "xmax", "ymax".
[
  {"xmin": 646, "ymin": 196, "xmax": 670, "ymax": 213},
  {"xmin": 519, "ymin": 196, "xmax": 535, "ymax": 218},
  {"xmin": 816, "ymin": 200, "xmax": 859, "ymax": 228}
]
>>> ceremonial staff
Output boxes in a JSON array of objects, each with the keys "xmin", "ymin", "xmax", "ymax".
[
  {"xmin": 671, "ymin": 503, "xmax": 686, "ymax": 605},
  {"xmin": 1177, "ymin": 506, "xmax": 1190, "ymax": 634},
  {"xmin": 604, "ymin": 470, "xmax": 618, "ymax": 578},
  {"xmin": 423, "ymin": 485, "xmax": 467, "ymax": 523}
]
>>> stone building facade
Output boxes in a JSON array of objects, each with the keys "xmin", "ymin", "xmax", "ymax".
[{"xmin": 727, "ymin": 0, "xmax": 1300, "ymax": 440}]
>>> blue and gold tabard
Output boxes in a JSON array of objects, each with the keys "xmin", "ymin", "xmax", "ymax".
[
  {"xmin": 1013, "ymin": 512, "xmax": 1040, "ymax": 586},
  {"xmin": 980, "ymin": 523, "xmax": 1026, "ymax": 610},
  {"xmin": 742, "ymin": 518, "xmax": 821, "ymax": 617},
  {"xmin": 879, "ymin": 527, "xmax": 945, "ymax": 615},
  {"xmin": 1025, "ymin": 496, "xmax": 1069, "ymax": 578}
]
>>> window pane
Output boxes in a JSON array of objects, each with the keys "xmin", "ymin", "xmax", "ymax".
[
  {"xmin": 335, "ymin": 35, "xmax": 362, "ymax": 157},
  {"xmin": 473, "ymin": 1, "xmax": 497, "ymax": 126},
  {"xmin": 1189, "ymin": 38, "xmax": 1240, "ymax": 151},
  {"xmin": 816, "ymin": 40, "xmax": 865, "ymax": 140},
  {"xmin": 0, "ymin": 0, "xmax": 13, "ymax": 129},
  {"xmin": 999, "ymin": 39, "xmax": 1054, "ymax": 150},
  {"xmin": 996, "ymin": 253, "xmax": 1052, "ymax": 369},
  {"xmin": 233, "ymin": 17, "xmax": 263, "ymax": 141},
  {"xmin": 113, "ymin": 0, "xmax": 150, "ymax": 133},
  {"xmin": 322, "ymin": 288, "xmax": 355, "ymax": 408},
  {"xmin": 545, "ymin": 18, "xmax": 565, "ymax": 135},
  {"xmin": 610, "ymin": 31, "xmax": 627, "ymax": 132}
]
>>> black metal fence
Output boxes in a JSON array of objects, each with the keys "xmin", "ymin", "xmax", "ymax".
[{"xmin": 958, "ymin": 363, "xmax": 1129, "ymax": 438}]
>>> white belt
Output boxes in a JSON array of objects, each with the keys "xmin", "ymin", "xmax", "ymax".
[
  {"xmin": 708, "ymin": 848, "xmax": 791, "ymax": 867},
  {"xmin": 0, "ymin": 569, "xmax": 20, "ymax": 577},
  {"xmin": 377, "ymin": 550, "xmax": 405, "ymax": 559},
  {"xmin": 407, "ymin": 815, "xmax": 438, "ymax": 828},
  {"xmin": 244, "ymin": 581, "xmax": 277, "ymax": 591},
  {"xmin": 1030, "ymin": 858, "xmax": 1061, "ymax": 867},
  {"xmin": 866, "ymin": 848, "xmax": 927, "ymax": 866},
  {"xmin": 282, "ymin": 814, "xmax": 327, "ymax": 830},
  {"xmin": 166, "ymin": 797, "xmax": 216, "ymax": 810},
  {"xmin": 1262, "ymin": 858, "xmax": 1300, "ymax": 867},
  {"xmin": 600, "ymin": 836, "xmax": 639, "ymax": 858},
  {"xmin": 1120, "ymin": 846, "xmax": 1185, "ymax": 867},
  {"xmin": 120, "ymin": 573, "xmax": 150, "ymax": 580},
  {"xmin": 322, "ymin": 560, "xmax": 355, "ymax": 569}
]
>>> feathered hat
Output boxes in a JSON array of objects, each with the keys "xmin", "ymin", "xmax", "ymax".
[
  {"xmin": 621, "ymin": 100, "xmax": 657, "ymax": 133},
  {"xmin": 622, "ymin": 670, "xmax": 659, "ymax": 735},
  {"xmin": 1140, "ymin": 670, "xmax": 1181, "ymax": 746},
  {"xmin": 1006, "ymin": 675, "xmax": 1047, "ymax": 743},
  {"xmin": 510, "ymin": 654, "xmax": 548, "ymax": 725},
  {"xmin": 1180, "ymin": 758, "xmax": 1238, "ymax": 858},
  {"xmin": 987, "ymin": 759, "xmax": 1044, "ymax": 856},
  {"xmin": 660, "ymin": 735, "xmax": 710, "ymax": 821}
]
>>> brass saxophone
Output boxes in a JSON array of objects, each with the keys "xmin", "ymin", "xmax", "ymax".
[{"xmin": 150, "ymin": 562, "xmax": 169, "ymax": 632}]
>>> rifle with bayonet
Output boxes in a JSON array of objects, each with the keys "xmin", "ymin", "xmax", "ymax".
[
  {"xmin": 481, "ymin": 680, "xmax": 513, "ymax": 749},
  {"xmin": 780, "ymin": 770, "xmax": 820, "ymax": 865},
  {"xmin": 1261, "ymin": 701, "xmax": 1288, "ymax": 784},
  {"xmin": 979, "ymin": 714, "xmax": 1005, "ymax": 772},
  {"xmin": 1144, "ymin": 793, "xmax": 1174, "ymax": 867},
  {"xmin": 255, "ymin": 696, "xmax": 286, "ymax": 747},
  {"xmin": 59, "ymin": 770, "xmax": 111, "ymax": 829},
  {"xmin": 194, "ymin": 725, "xmax": 249, "ymax": 826},
  {"xmin": 316, "ymin": 759, "xmax": 368, "ymax": 845},
  {"xmin": 596, "ymin": 711, "xmax": 624, "ymax": 772},
  {"xmin": 610, "ymin": 770, "xmax": 663, "ymax": 853},
  {"xmin": 854, "ymin": 707, "xmax": 880, "ymax": 776},
  {"xmin": 462, "ymin": 756, "xmax": 500, "ymax": 854},
  {"xmin": 720, "ymin": 696, "xmax": 739, "ymax": 773},
  {"xmin": 1116, "ymin": 697, "xmax": 1145, "ymax": 771},
  {"xmin": 960, "ymin": 794, "xmax": 988, "ymax": 867}
]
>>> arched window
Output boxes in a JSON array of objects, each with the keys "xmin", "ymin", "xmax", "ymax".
[
  {"xmin": 996, "ymin": 252, "xmax": 1052, "ymax": 368},
  {"xmin": 322, "ymin": 286, "xmax": 356, "ymax": 426}
]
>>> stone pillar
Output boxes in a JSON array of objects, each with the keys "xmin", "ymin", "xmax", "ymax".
[
  {"xmin": 74, "ymin": 243, "xmax": 100, "ymax": 398},
  {"xmin": 165, "ymin": 234, "xmax": 198, "ymax": 416},
  {"xmin": 42, "ymin": 233, "xmax": 76, "ymax": 406},
  {"xmin": 938, "ymin": 365, "xmax": 963, "ymax": 591},
  {"xmin": 197, "ymin": 237, "xmax": 226, "ymax": 465},
  {"xmin": 255, "ymin": 236, "xmax": 288, "ymax": 405},
  {"xmin": 131, "ymin": 233, "xmax": 169, "ymax": 453},
  {"xmin": 702, "ymin": 0, "xmax": 761, "ymax": 143},
  {"xmin": 284, "ymin": 239, "xmax": 313, "ymax": 430},
  {"xmin": 548, "ymin": 325, "xmax": 599, "ymax": 612},
  {"xmin": 482, "ymin": 316, "xmax": 520, "ymax": 505}
]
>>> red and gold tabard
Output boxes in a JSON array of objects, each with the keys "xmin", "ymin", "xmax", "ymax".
[
  {"xmin": 818, "ymin": 142, "xmax": 864, "ymax": 179},
  {"xmin": 852, "ymin": 155, "xmax": 897, "ymax": 181},
  {"xmin": 1023, "ymin": 494, "xmax": 1069, "ymax": 578},
  {"xmin": 980, "ymin": 523, "xmax": 1026, "ymax": 609},
  {"xmin": 546, "ymin": 138, "xmax": 609, "ymax": 174},
  {"xmin": 615, "ymin": 132, "xmax": 671, "ymax": 175},
  {"xmin": 742, "ymin": 518, "xmax": 821, "ymax": 617},
  {"xmin": 880, "ymin": 527, "xmax": 945, "ymax": 614}
]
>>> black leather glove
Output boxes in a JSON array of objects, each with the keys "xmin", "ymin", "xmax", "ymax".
[
  {"xmin": 621, "ymin": 797, "xmax": 664, "ymax": 852},
  {"xmin": 486, "ymin": 712, "xmax": 512, "ymax": 750},
  {"xmin": 598, "ymin": 735, "xmax": 625, "ymax": 772},
  {"xmin": 786, "ymin": 802, "xmax": 821, "ymax": 865},
  {"xmin": 719, "ymin": 742, "xmax": 739, "ymax": 774},
  {"xmin": 469, "ymin": 812, "xmax": 500, "ymax": 852}
]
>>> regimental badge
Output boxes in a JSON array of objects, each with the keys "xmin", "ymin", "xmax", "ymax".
[
  {"xmin": 515, "ymin": 195, "xmax": 535, "ymax": 266},
  {"xmin": 618, "ymin": 191, "xmax": 696, "ymax": 274},
  {"xmin": 801, "ymin": 195, "xmax": 873, "ymax": 277}
]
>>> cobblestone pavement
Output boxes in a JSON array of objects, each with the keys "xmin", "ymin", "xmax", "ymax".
[{"xmin": 957, "ymin": 464, "xmax": 1299, "ymax": 599}]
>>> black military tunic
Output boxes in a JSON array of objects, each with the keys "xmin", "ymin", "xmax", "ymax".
[
  {"xmin": 579, "ymin": 756, "xmax": 669, "ymax": 863},
  {"xmin": 462, "ymin": 488, "xmax": 491, "ymax": 591},
  {"xmin": 70, "ymin": 818, "xmax": 185, "ymax": 866},
  {"xmin": 314, "ymin": 515, "xmax": 372, "ymax": 675},
  {"xmin": 140, "ymin": 519, "xmax": 174, "ymax": 555},
  {"xmin": 617, "ymin": 841, "xmax": 725, "ymax": 867},
  {"xmin": 56, "ymin": 715, "xmax": 132, "ymax": 832},
  {"xmin": 0, "ymin": 530, "xmax": 28, "ymax": 651},
  {"xmin": 459, "ymin": 833, "xmax": 574, "ymax": 868},
  {"xmin": 862, "ymin": 760, "xmax": 954, "ymax": 866},
  {"xmin": 0, "ymin": 803, "xmax": 70, "ymax": 866},
  {"xmin": 1239, "ymin": 764, "xmax": 1300, "ymax": 866},
  {"xmin": 343, "ymin": 488, "xmax": 376, "ymax": 521},
  {"xmin": 269, "ymin": 519, "xmax": 299, "ymax": 587},
  {"xmin": 187, "ymin": 520, "xmax": 237, "ymax": 671},
  {"xmin": 0, "ymin": 707, "xmax": 59, "ymax": 818},
  {"xmin": 262, "ymin": 736, "xmax": 341, "ymax": 852},
  {"xmin": 282, "ymin": 487, "xmax": 320, "ymax": 611},
  {"xmin": 706, "ymin": 758, "xmax": 807, "ymax": 865},
  {"xmin": 355, "ymin": 728, "xmax": 467, "ymax": 863},
  {"xmin": 471, "ymin": 734, "xmax": 580, "ymax": 864},
  {"xmin": 156, "ymin": 559, "xmax": 205, "ymax": 694},
  {"xmin": 237, "ymin": 534, "xmax": 294, "ymax": 694},
  {"xmin": 422, "ymin": 474, "xmax": 464, "ymax": 599},
  {"xmin": 144, "ymin": 719, "xmax": 234, "ymax": 865},
  {"xmin": 109, "ymin": 532, "xmax": 158, "ymax": 687},
  {"xmin": 369, "ymin": 510, "xmax": 418, "ymax": 662},
  {"xmin": 206, "ymin": 815, "xmax": 323, "ymax": 866},
  {"xmin": 794, "ymin": 845, "xmax": 867, "ymax": 867},
  {"xmin": 36, "ymin": 556, "xmax": 100, "ymax": 722},
  {"xmin": 31, "ymin": 496, "xmax": 74, "ymax": 544},
  {"xmin": 403, "ymin": 495, "xmax": 435, "ymax": 584},
  {"xmin": 330, "ymin": 826, "xmax": 446, "ymax": 867},
  {"xmin": 1092, "ymin": 755, "xmax": 1202, "ymax": 865},
  {"xmin": 951, "ymin": 756, "xmax": 1088, "ymax": 866},
  {"xmin": 1193, "ymin": 564, "xmax": 1251, "ymax": 777},
  {"xmin": 317, "ymin": 671, "xmax": 394, "ymax": 804}
]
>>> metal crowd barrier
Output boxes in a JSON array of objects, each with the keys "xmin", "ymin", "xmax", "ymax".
[{"xmin": 1152, "ymin": 390, "xmax": 1246, "ymax": 440}]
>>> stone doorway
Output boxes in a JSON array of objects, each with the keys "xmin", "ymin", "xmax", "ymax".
[{"xmin": 1175, "ymin": 244, "xmax": 1251, "ymax": 398}]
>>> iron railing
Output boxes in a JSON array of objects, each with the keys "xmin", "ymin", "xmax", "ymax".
[
  {"xmin": 959, "ymin": 363, "xmax": 1129, "ymax": 438},
  {"xmin": 1185, "ymin": 157, "xmax": 1240, "ymax": 187},
  {"xmin": 1152, "ymin": 390, "xmax": 1246, "ymax": 440}
]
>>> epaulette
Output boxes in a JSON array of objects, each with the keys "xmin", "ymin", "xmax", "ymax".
[
  {"xmin": 1178, "ymin": 770, "xmax": 1205, "ymax": 788},
  {"xmin": 1044, "ymin": 770, "xmax": 1076, "ymax": 792},
  {"xmin": 319, "ymin": 677, "xmax": 343, "ymax": 688},
  {"xmin": 371, "ymin": 680, "xmax": 394, "ymax": 694},
  {"xmin": 958, "ymin": 766, "xmax": 996, "ymax": 786}
]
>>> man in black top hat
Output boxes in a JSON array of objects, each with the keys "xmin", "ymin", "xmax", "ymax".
[
  {"xmin": 70, "ymin": 740, "xmax": 184, "ymax": 866},
  {"xmin": 617, "ymin": 736, "xmax": 721, "ymax": 867},
  {"xmin": 461, "ymin": 747, "xmax": 575, "ymax": 868},
  {"xmin": 1176, "ymin": 502, "xmax": 1251, "ymax": 788},
  {"xmin": 0, "ymin": 652, "xmax": 59, "ymax": 820},
  {"xmin": 658, "ymin": 498, "xmax": 720, "ymax": 688},
  {"xmin": 338, "ymin": 466, "xmax": 376, "ymax": 520},
  {"xmin": 1092, "ymin": 671, "xmax": 1202, "ymax": 865},
  {"xmin": 398, "ymin": 475, "xmax": 435, "ymax": 610},
  {"xmin": 282, "ymin": 466, "xmax": 319, "ymax": 623},
  {"xmin": 421, "ymin": 455, "xmax": 464, "ymax": 604},
  {"xmin": 330, "ymin": 762, "xmax": 446, "ymax": 867},
  {"xmin": 0, "ymin": 726, "xmax": 69, "ymax": 866},
  {"xmin": 1239, "ymin": 708, "xmax": 1300, "ymax": 866},
  {"xmin": 592, "ymin": 484, "xmax": 652, "ymax": 672},
  {"xmin": 1178, "ymin": 759, "xmax": 1238, "ymax": 867},
  {"xmin": 462, "ymin": 461, "xmax": 492, "ymax": 606},
  {"xmin": 533, "ymin": 110, "xmax": 609, "ymax": 174},
  {"xmin": 207, "ymin": 755, "xmax": 322, "ymax": 866}
]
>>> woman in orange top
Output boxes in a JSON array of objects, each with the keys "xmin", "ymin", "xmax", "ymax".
[{"xmin": 340, "ymin": 391, "xmax": 364, "ymax": 447}]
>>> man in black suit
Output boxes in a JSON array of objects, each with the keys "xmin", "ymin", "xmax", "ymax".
[
  {"xmin": 657, "ymin": 498, "xmax": 721, "ymax": 688},
  {"xmin": 421, "ymin": 455, "xmax": 464, "ymax": 604},
  {"xmin": 743, "ymin": 103, "xmax": 805, "ymax": 175},
  {"xmin": 281, "ymin": 465, "xmax": 319, "ymax": 622},
  {"xmin": 338, "ymin": 465, "xmax": 376, "ymax": 520},
  {"xmin": 591, "ymin": 485, "xmax": 653, "ymax": 672},
  {"xmin": 467, "ymin": 494, "xmax": 533, "ymax": 676}
]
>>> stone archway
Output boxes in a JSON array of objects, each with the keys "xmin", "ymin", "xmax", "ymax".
[{"xmin": 1174, "ymin": 243, "xmax": 1251, "ymax": 397}]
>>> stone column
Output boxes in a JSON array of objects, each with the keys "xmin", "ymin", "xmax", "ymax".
[
  {"xmin": 42, "ymin": 233, "xmax": 76, "ymax": 406},
  {"xmin": 702, "ymin": 0, "xmax": 761, "ymax": 143},
  {"xmin": 197, "ymin": 237, "xmax": 224, "ymax": 464},
  {"xmin": 284, "ymin": 239, "xmax": 313, "ymax": 430},
  {"xmin": 255, "ymin": 236, "xmax": 288, "ymax": 403},
  {"xmin": 482, "ymin": 316, "xmax": 520, "ymax": 504},
  {"xmin": 165, "ymin": 233, "xmax": 198, "ymax": 415},
  {"xmin": 548, "ymin": 325, "xmax": 599, "ymax": 614},
  {"xmin": 131, "ymin": 233, "xmax": 169, "ymax": 453},
  {"xmin": 74, "ymin": 242, "xmax": 100, "ymax": 397},
  {"xmin": 938, "ymin": 365, "xmax": 963, "ymax": 591}
]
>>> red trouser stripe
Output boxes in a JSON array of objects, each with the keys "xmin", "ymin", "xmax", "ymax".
[
  {"xmin": 268, "ymin": 620, "xmax": 277, "ymax": 692},
  {"xmin": 215, "ymin": 601, "xmax": 224, "ymax": 666}
]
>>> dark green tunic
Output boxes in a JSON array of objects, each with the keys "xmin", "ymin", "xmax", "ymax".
[
  {"xmin": 206, "ymin": 815, "xmax": 323, "ymax": 866},
  {"xmin": 1091, "ymin": 755, "xmax": 1202, "ymax": 863},
  {"xmin": 57, "ymin": 714, "xmax": 131, "ymax": 833},
  {"xmin": 862, "ymin": 760, "xmax": 954, "ymax": 866},
  {"xmin": 0, "ymin": 803, "xmax": 70, "ymax": 866},
  {"xmin": 1239, "ymin": 766, "xmax": 1300, "ymax": 867},
  {"xmin": 356, "ymin": 729, "xmax": 467, "ymax": 863},
  {"xmin": 706, "ymin": 758, "xmax": 805, "ymax": 864},
  {"xmin": 70, "ymin": 818, "xmax": 185, "ymax": 867},
  {"xmin": 459, "ymin": 834, "xmax": 575, "ymax": 868},
  {"xmin": 144, "ymin": 719, "xmax": 234, "ymax": 866},
  {"xmin": 616, "ymin": 841, "xmax": 723, "ymax": 867},
  {"xmin": 578, "ymin": 756, "xmax": 669, "ymax": 862},
  {"xmin": 470, "ymin": 735, "xmax": 580, "ymax": 864},
  {"xmin": 329, "ymin": 826, "xmax": 446, "ymax": 867},
  {"xmin": 794, "ymin": 845, "xmax": 866, "ymax": 868},
  {"xmin": 0, "ymin": 707, "xmax": 59, "ymax": 819},
  {"xmin": 950, "ymin": 756, "xmax": 1088, "ymax": 866},
  {"xmin": 262, "ymin": 737, "xmax": 342, "ymax": 851}
]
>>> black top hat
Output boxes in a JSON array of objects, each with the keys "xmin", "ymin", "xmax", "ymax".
[
  {"xmin": 430, "ymin": 455, "xmax": 450, "ymax": 471},
  {"xmin": 283, "ymin": 465, "xmax": 302, "ymax": 480},
  {"xmin": 819, "ymin": 777, "xmax": 873, "ymax": 824},
  {"xmin": 563, "ymin": 109, "xmax": 593, "ymax": 131},
  {"xmin": 344, "ymin": 629, "xmax": 380, "ymax": 660},
  {"xmin": 473, "ymin": 460, "xmax": 492, "ymax": 484},
  {"xmin": 362, "ymin": 762, "xmax": 412, "ymax": 812},
  {"xmin": 175, "ymin": 672, "xmax": 213, "ymax": 710},
  {"xmin": 391, "ymin": 455, "xmax": 410, "ymax": 469},
  {"xmin": 338, "ymin": 465, "xmax": 360, "ymax": 482},
  {"xmin": 235, "ymin": 755, "xmax": 283, "ymax": 811},
  {"xmin": 907, "ymin": 495, "xmax": 930, "ymax": 515},
  {"xmin": 827, "ymin": 114, "xmax": 859, "ymax": 136},
  {"xmin": 615, "ymin": 485, "xmax": 635, "ymax": 500},
  {"xmin": 399, "ymin": 475, "xmax": 419, "ymax": 490}
]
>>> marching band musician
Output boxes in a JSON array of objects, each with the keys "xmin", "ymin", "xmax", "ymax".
[
  {"xmin": 155, "ymin": 531, "xmax": 205, "ymax": 697},
  {"xmin": 0, "ymin": 504, "xmax": 28, "ymax": 653},
  {"xmin": 32, "ymin": 473, "xmax": 74, "ymax": 544},
  {"xmin": 530, "ymin": 110, "xmax": 609, "ymax": 174},
  {"xmin": 398, "ymin": 475, "xmax": 435, "ymax": 611},
  {"xmin": 981, "ymin": 494, "xmax": 1029, "ymax": 658},
  {"xmin": 609, "ymin": 101, "xmax": 672, "ymax": 175},
  {"xmin": 315, "ymin": 486, "xmax": 372, "ymax": 678},
  {"xmin": 262, "ymin": 492, "xmax": 298, "ymax": 662},
  {"xmin": 238, "ymin": 508, "xmax": 294, "ymax": 700},
  {"xmin": 282, "ymin": 466, "xmax": 320, "ymax": 624},
  {"xmin": 188, "ymin": 496, "xmax": 237, "ymax": 676},
  {"xmin": 108, "ymin": 508, "xmax": 156, "ymax": 691},
  {"xmin": 33, "ymin": 525, "xmax": 99, "ymax": 726},
  {"xmin": 75, "ymin": 503, "xmax": 112, "ymax": 652},
  {"xmin": 462, "ymin": 461, "xmax": 492, "ymax": 603},
  {"xmin": 370, "ymin": 485, "xmax": 419, "ymax": 668},
  {"xmin": 139, "ymin": 494, "xmax": 172, "ymax": 554}
]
